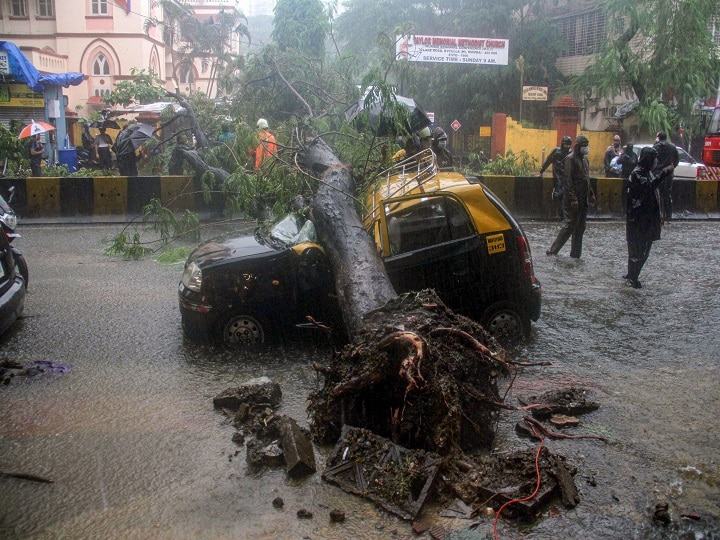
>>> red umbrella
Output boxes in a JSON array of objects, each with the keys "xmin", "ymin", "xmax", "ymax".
[{"xmin": 18, "ymin": 121, "xmax": 56, "ymax": 139}]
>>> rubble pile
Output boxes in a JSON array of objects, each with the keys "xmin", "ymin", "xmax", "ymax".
[{"xmin": 308, "ymin": 290, "xmax": 509, "ymax": 455}]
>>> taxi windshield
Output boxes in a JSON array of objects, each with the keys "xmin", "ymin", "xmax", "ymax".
[{"xmin": 261, "ymin": 214, "xmax": 318, "ymax": 249}]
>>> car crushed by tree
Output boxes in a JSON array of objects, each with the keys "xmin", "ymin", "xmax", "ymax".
[{"xmin": 179, "ymin": 147, "xmax": 541, "ymax": 346}]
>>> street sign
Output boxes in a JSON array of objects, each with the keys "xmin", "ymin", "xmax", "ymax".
[
  {"xmin": 522, "ymin": 85, "xmax": 548, "ymax": 101},
  {"xmin": 451, "ymin": 119, "xmax": 461, "ymax": 131}
]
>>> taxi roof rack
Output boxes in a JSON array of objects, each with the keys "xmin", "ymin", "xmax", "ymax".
[{"xmin": 365, "ymin": 149, "xmax": 438, "ymax": 220}]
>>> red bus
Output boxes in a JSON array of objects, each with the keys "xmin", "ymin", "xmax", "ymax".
[{"xmin": 703, "ymin": 106, "xmax": 720, "ymax": 179}]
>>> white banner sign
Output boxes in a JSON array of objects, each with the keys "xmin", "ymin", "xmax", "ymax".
[
  {"xmin": 522, "ymin": 86, "xmax": 548, "ymax": 101},
  {"xmin": 396, "ymin": 35, "xmax": 509, "ymax": 66}
]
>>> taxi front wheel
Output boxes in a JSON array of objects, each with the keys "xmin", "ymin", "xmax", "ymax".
[
  {"xmin": 481, "ymin": 303, "xmax": 530, "ymax": 343},
  {"xmin": 219, "ymin": 313, "xmax": 269, "ymax": 346}
]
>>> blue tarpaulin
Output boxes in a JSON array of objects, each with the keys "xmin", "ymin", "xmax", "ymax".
[{"xmin": 0, "ymin": 41, "xmax": 84, "ymax": 92}]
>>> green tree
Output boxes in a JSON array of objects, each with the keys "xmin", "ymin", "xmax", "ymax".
[
  {"xmin": 103, "ymin": 68, "xmax": 167, "ymax": 107},
  {"xmin": 569, "ymin": 0, "xmax": 720, "ymax": 137},
  {"xmin": 272, "ymin": 0, "xmax": 330, "ymax": 59},
  {"xmin": 145, "ymin": 0, "xmax": 195, "ymax": 89},
  {"xmin": 179, "ymin": 8, "xmax": 250, "ymax": 98}
]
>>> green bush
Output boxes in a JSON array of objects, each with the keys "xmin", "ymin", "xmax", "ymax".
[{"xmin": 478, "ymin": 149, "xmax": 538, "ymax": 176}]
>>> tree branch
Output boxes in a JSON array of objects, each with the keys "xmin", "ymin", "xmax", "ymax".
[{"xmin": 269, "ymin": 56, "xmax": 314, "ymax": 118}]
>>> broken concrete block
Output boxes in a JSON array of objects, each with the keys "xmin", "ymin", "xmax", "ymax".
[
  {"xmin": 280, "ymin": 415, "xmax": 317, "ymax": 477},
  {"xmin": 213, "ymin": 377, "xmax": 282, "ymax": 411},
  {"xmin": 262, "ymin": 442, "xmax": 285, "ymax": 467}
]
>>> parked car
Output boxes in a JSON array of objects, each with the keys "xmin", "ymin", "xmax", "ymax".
[
  {"xmin": 0, "ymin": 222, "xmax": 25, "ymax": 337},
  {"xmin": 179, "ymin": 149, "xmax": 541, "ymax": 345},
  {"xmin": 633, "ymin": 144, "xmax": 707, "ymax": 180}
]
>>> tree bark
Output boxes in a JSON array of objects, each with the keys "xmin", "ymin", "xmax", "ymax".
[
  {"xmin": 298, "ymin": 136, "xmax": 396, "ymax": 337},
  {"xmin": 179, "ymin": 148, "xmax": 229, "ymax": 182},
  {"xmin": 166, "ymin": 90, "xmax": 210, "ymax": 149}
]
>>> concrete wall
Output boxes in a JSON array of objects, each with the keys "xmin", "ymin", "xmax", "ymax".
[
  {"xmin": 3, "ymin": 176, "xmax": 205, "ymax": 220},
  {"xmin": 478, "ymin": 175, "xmax": 719, "ymax": 220},
  {"xmin": 496, "ymin": 115, "xmax": 625, "ymax": 174},
  {"xmin": 4, "ymin": 175, "xmax": 719, "ymax": 222}
]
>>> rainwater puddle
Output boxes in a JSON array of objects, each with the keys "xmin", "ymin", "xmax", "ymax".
[{"xmin": 0, "ymin": 221, "xmax": 718, "ymax": 539}]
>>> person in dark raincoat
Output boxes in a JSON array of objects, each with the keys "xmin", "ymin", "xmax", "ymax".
[
  {"xmin": 115, "ymin": 121, "xmax": 139, "ymax": 176},
  {"xmin": 168, "ymin": 134, "xmax": 191, "ymax": 175},
  {"xmin": 653, "ymin": 131, "xmax": 679, "ymax": 223},
  {"xmin": 625, "ymin": 146, "xmax": 671, "ymax": 288},
  {"xmin": 617, "ymin": 142, "xmax": 637, "ymax": 213},
  {"xmin": 546, "ymin": 134, "xmax": 596, "ymax": 258},
  {"xmin": 538, "ymin": 135, "xmax": 572, "ymax": 221}
]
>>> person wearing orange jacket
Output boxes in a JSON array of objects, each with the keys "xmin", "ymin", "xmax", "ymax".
[{"xmin": 253, "ymin": 118, "xmax": 277, "ymax": 169}]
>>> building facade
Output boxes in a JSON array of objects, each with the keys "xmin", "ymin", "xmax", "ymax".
[{"xmin": 0, "ymin": 0, "xmax": 242, "ymax": 119}]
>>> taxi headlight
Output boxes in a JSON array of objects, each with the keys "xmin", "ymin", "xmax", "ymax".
[{"xmin": 182, "ymin": 261, "xmax": 202, "ymax": 292}]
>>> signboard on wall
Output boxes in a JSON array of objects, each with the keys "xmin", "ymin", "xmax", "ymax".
[
  {"xmin": 0, "ymin": 51, "xmax": 9, "ymax": 74},
  {"xmin": 0, "ymin": 84, "xmax": 44, "ymax": 107},
  {"xmin": 396, "ymin": 35, "xmax": 509, "ymax": 65},
  {"xmin": 522, "ymin": 86, "xmax": 548, "ymax": 101}
]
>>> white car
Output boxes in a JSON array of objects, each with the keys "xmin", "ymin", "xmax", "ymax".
[{"xmin": 632, "ymin": 144, "xmax": 707, "ymax": 180}]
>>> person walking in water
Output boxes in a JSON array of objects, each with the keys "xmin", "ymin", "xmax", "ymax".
[
  {"xmin": 625, "ymin": 146, "xmax": 672, "ymax": 289},
  {"xmin": 546, "ymin": 134, "xmax": 596, "ymax": 258},
  {"xmin": 538, "ymin": 135, "xmax": 572, "ymax": 221}
]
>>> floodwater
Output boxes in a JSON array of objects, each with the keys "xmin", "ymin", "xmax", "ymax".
[{"xmin": 0, "ymin": 221, "xmax": 718, "ymax": 540}]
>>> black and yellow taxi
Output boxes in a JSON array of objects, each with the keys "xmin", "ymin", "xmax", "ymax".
[
  {"xmin": 179, "ymin": 149, "xmax": 541, "ymax": 345},
  {"xmin": 362, "ymin": 149, "xmax": 541, "ymax": 339}
]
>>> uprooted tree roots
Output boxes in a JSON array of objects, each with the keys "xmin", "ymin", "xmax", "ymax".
[{"xmin": 308, "ymin": 289, "xmax": 510, "ymax": 456}]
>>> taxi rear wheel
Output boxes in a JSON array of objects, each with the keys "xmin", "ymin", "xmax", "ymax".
[
  {"xmin": 481, "ymin": 303, "xmax": 530, "ymax": 343},
  {"xmin": 220, "ymin": 313, "xmax": 268, "ymax": 346}
]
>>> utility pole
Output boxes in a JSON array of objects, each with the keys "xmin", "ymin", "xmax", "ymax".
[{"xmin": 516, "ymin": 55, "xmax": 525, "ymax": 124}]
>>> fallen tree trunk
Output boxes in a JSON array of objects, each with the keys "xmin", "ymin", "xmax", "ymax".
[
  {"xmin": 179, "ymin": 148, "xmax": 230, "ymax": 182},
  {"xmin": 298, "ymin": 136, "xmax": 396, "ymax": 337},
  {"xmin": 165, "ymin": 90, "xmax": 210, "ymax": 148}
]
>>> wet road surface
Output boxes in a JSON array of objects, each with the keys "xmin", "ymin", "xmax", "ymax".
[{"xmin": 0, "ymin": 221, "xmax": 718, "ymax": 539}]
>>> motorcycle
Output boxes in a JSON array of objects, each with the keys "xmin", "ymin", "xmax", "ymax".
[
  {"xmin": 76, "ymin": 145, "xmax": 99, "ymax": 170},
  {"xmin": 0, "ymin": 186, "xmax": 28, "ymax": 288}
]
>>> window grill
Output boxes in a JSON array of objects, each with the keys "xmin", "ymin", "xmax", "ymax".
[
  {"xmin": 558, "ymin": 9, "xmax": 606, "ymax": 57},
  {"xmin": 712, "ymin": 14, "xmax": 720, "ymax": 48}
]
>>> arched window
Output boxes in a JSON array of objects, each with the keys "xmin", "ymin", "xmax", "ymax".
[
  {"xmin": 178, "ymin": 64, "xmax": 194, "ymax": 85},
  {"xmin": 93, "ymin": 53, "xmax": 110, "ymax": 76}
]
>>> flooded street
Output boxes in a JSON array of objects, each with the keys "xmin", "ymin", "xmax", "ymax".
[{"xmin": 0, "ymin": 221, "xmax": 718, "ymax": 539}]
